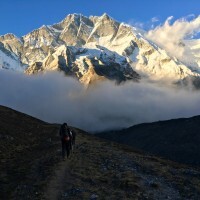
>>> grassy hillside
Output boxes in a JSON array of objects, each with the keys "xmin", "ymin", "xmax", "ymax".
[
  {"xmin": 1, "ymin": 106, "xmax": 200, "ymax": 199},
  {"xmin": 0, "ymin": 105, "xmax": 60, "ymax": 199},
  {"xmin": 98, "ymin": 116, "xmax": 200, "ymax": 166}
]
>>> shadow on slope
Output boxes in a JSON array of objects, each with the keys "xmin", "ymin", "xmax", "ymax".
[
  {"xmin": 0, "ymin": 105, "xmax": 61, "ymax": 199},
  {"xmin": 1, "ymin": 105, "xmax": 200, "ymax": 199},
  {"xmin": 98, "ymin": 116, "xmax": 200, "ymax": 166}
]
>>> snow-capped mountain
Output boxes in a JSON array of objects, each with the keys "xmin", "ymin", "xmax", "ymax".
[
  {"xmin": 0, "ymin": 13, "xmax": 199, "ymax": 84},
  {"xmin": 0, "ymin": 40, "xmax": 24, "ymax": 71}
]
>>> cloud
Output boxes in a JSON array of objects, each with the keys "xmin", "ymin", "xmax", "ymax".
[
  {"xmin": 0, "ymin": 70, "xmax": 200, "ymax": 132},
  {"xmin": 128, "ymin": 17, "xmax": 160, "ymax": 30},
  {"xmin": 146, "ymin": 15, "xmax": 200, "ymax": 68},
  {"xmin": 127, "ymin": 19, "xmax": 145, "ymax": 29},
  {"xmin": 151, "ymin": 17, "xmax": 159, "ymax": 23}
]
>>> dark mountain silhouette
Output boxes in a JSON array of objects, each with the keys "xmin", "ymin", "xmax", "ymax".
[
  {"xmin": 98, "ymin": 116, "xmax": 200, "ymax": 166},
  {"xmin": 1, "ymin": 105, "xmax": 200, "ymax": 199}
]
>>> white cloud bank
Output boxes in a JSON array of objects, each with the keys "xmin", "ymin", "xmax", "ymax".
[
  {"xmin": 146, "ymin": 15, "xmax": 200, "ymax": 68},
  {"xmin": 0, "ymin": 70, "xmax": 200, "ymax": 132}
]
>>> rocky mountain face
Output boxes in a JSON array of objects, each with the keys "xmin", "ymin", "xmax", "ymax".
[
  {"xmin": 1, "ymin": 105, "xmax": 200, "ymax": 199},
  {"xmin": 0, "ymin": 40, "xmax": 24, "ymax": 71},
  {"xmin": 0, "ymin": 13, "xmax": 200, "ymax": 84}
]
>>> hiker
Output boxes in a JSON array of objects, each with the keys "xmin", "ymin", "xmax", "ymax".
[
  {"xmin": 59, "ymin": 123, "xmax": 71, "ymax": 160},
  {"xmin": 69, "ymin": 129, "xmax": 76, "ymax": 152},
  {"xmin": 71, "ymin": 129, "xmax": 76, "ymax": 150}
]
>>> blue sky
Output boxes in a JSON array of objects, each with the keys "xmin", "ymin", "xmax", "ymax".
[{"xmin": 0, "ymin": 0, "xmax": 199, "ymax": 36}]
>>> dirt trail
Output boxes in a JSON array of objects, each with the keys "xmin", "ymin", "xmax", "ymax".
[
  {"xmin": 42, "ymin": 131, "xmax": 200, "ymax": 200},
  {"xmin": 44, "ymin": 159, "xmax": 69, "ymax": 200}
]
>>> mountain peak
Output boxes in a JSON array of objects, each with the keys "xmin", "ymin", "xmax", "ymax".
[
  {"xmin": 40, "ymin": 25, "xmax": 49, "ymax": 29},
  {"xmin": 0, "ymin": 33, "xmax": 19, "ymax": 40},
  {"xmin": 0, "ymin": 13, "xmax": 200, "ymax": 84},
  {"xmin": 62, "ymin": 13, "xmax": 83, "ymax": 22},
  {"xmin": 101, "ymin": 13, "xmax": 111, "ymax": 19},
  {"xmin": 99, "ymin": 13, "xmax": 116, "ymax": 22}
]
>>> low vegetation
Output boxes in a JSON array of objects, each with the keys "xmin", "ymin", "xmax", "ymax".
[{"xmin": 1, "ymin": 106, "xmax": 200, "ymax": 199}]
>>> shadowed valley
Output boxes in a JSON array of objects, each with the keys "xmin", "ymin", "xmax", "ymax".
[{"xmin": 1, "ymin": 106, "xmax": 200, "ymax": 199}]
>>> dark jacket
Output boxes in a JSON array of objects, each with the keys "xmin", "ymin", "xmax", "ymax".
[{"xmin": 59, "ymin": 124, "xmax": 70, "ymax": 141}]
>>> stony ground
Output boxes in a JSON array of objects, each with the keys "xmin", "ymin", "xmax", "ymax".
[
  {"xmin": 1, "ymin": 106, "xmax": 200, "ymax": 200},
  {"xmin": 46, "ymin": 131, "xmax": 200, "ymax": 200}
]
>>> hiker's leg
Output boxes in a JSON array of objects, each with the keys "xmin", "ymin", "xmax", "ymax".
[
  {"xmin": 70, "ymin": 139, "xmax": 72, "ymax": 150},
  {"xmin": 66, "ymin": 142, "xmax": 70, "ymax": 158},
  {"xmin": 73, "ymin": 139, "xmax": 76, "ymax": 151},
  {"xmin": 62, "ymin": 140, "xmax": 65, "ymax": 159},
  {"xmin": 73, "ymin": 138, "xmax": 76, "ymax": 150}
]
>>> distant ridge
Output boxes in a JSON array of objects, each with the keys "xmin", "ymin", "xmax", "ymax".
[{"xmin": 98, "ymin": 115, "xmax": 200, "ymax": 166}]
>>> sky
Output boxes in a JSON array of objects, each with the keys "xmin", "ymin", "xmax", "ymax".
[{"xmin": 0, "ymin": 0, "xmax": 199, "ymax": 36}]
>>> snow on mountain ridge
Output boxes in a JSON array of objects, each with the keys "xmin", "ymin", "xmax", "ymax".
[
  {"xmin": 0, "ymin": 13, "xmax": 199, "ymax": 84},
  {"xmin": 0, "ymin": 43, "xmax": 24, "ymax": 71}
]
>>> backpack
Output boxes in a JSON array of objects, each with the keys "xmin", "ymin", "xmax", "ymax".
[
  {"xmin": 64, "ymin": 135, "xmax": 70, "ymax": 142},
  {"xmin": 61, "ymin": 125, "xmax": 70, "ymax": 142}
]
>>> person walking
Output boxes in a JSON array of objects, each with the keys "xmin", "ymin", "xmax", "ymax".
[
  {"xmin": 59, "ymin": 123, "xmax": 71, "ymax": 160},
  {"xmin": 71, "ymin": 129, "xmax": 76, "ymax": 152}
]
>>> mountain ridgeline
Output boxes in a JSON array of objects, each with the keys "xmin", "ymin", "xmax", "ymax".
[
  {"xmin": 0, "ymin": 13, "xmax": 200, "ymax": 85},
  {"xmin": 98, "ymin": 115, "xmax": 200, "ymax": 166}
]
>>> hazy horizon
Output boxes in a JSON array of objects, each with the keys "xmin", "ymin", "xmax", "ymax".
[{"xmin": 1, "ymin": 70, "xmax": 200, "ymax": 132}]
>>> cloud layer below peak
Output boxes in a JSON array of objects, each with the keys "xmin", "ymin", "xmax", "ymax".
[{"xmin": 0, "ymin": 70, "xmax": 200, "ymax": 132}]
